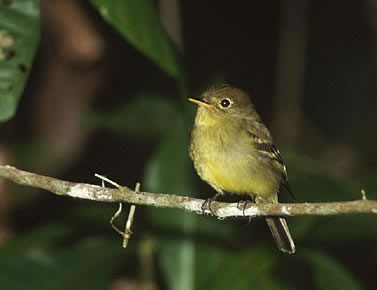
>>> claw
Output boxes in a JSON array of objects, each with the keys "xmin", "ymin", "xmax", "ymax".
[
  {"xmin": 201, "ymin": 193, "xmax": 221, "ymax": 215},
  {"xmin": 237, "ymin": 199, "xmax": 255, "ymax": 223},
  {"xmin": 236, "ymin": 200, "xmax": 251, "ymax": 217}
]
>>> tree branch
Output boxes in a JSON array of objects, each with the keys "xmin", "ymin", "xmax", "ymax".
[{"xmin": 0, "ymin": 165, "xmax": 376, "ymax": 218}]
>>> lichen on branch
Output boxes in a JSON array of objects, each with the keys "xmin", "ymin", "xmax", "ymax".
[{"xmin": 0, "ymin": 165, "xmax": 376, "ymax": 218}]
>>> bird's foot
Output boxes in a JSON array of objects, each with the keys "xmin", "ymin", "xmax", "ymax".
[
  {"xmin": 201, "ymin": 193, "xmax": 221, "ymax": 215},
  {"xmin": 237, "ymin": 199, "xmax": 254, "ymax": 221}
]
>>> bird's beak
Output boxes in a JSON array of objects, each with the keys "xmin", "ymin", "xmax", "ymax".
[{"xmin": 188, "ymin": 98, "xmax": 213, "ymax": 109}]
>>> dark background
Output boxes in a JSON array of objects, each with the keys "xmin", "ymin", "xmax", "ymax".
[{"xmin": 0, "ymin": 0, "xmax": 376, "ymax": 289}]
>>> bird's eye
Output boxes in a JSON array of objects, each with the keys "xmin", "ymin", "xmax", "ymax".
[{"xmin": 220, "ymin": 98, "xmax": 231, "ymax": 108}]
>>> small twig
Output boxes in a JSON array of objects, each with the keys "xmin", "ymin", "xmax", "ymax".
[
  {"xmin": 123, "ymin": 183, "xmax": 139, "ymax": 248},
  {"xmin": 95, "ymin": 174, "xmax": 138, "ymax": 247},
  {"xmin": 95, "ymin": 174, "xmax": 124, "ymax": 238},
  {"xmin": 361, "ymin": 189, "xmax": 367, "ymax": 200},
  {"xmin": 95, "ymin": 173, "xmax": 121, "ymax": 188},
  {"xmin": 1, "ymin": 165, "xmax": 377, "ymax": 218},
  {"xmin": 109, "ymin": 203, "xmax": 124, "ymax": 235}
]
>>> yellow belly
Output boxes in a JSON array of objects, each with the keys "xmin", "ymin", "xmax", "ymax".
[
  {"xmin": 190, "ymin": 109, "xmax": 280, "ymax": 199},
  {"xmin": 204, "ymin": 154, "xmax": 277, "ymax": 197},
  {"xmin": 191, "ymin": 133, "xmax": 278, "ymax": 198}
]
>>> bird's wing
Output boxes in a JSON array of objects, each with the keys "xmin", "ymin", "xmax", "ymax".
[{"xmin": 247, "ymin": 130, "xmax": 294, "ymax": 198}]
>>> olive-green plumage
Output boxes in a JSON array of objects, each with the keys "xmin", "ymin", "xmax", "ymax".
[{"xmin": 189, "ymin": 85, "xmax": 295, "ymax": 254}]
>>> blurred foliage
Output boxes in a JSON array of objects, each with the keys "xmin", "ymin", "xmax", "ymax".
[
  {"xmin": 193, "ymin": 245, "xmax": 288, "ymax": 290},
  {"xmin": 91, "ymin": 0, "xmax": 181, "ymax": 79},
  {"xmin": 301, "ymin": 250, "xmax": 363, "ymax": 290},
  {"xmin": 87, "ymin": 93, "xmax": 178, "ymax": 139},
  {"xmin": 142, "ymin": 108, "xmax": 197, "ymax": 290},
  {"xmin": 0, "ymin": 0, "xmax": 40, "ymax": 121},
  {"xmin": 0, "ymin": 1, "xmax": 376, "ymax": 290},
  {"xmin": 0, "ymin": 229, "xmax": 128, "ymax": 290}
]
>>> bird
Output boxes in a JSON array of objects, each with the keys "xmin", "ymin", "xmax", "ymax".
[{"xmin": 188, "ymin": 84, "xmax": 296, "ymax": 254}]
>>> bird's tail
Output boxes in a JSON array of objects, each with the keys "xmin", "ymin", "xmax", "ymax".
[{"xmin": 265, "ymin": 217, "xmax": 296, "ymax": 254}]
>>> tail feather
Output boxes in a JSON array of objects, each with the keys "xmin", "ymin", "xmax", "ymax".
[{"xmin": 265, "ymin": 217, "xmax": 296, "ymax": 254}]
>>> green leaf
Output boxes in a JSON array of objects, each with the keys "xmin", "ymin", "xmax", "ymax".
[
  {"xmin": 309, "ymin": 215, "xmax": 377, "ymax": 243},
  {"xmin": 0, "ymin": 251, "xmax": 58, "ymax": 290},
  {"xmin": 0, "ymin": 238, "xmax": 127, "ymax": 290},
  {"xmin": 2, "ymin": 223, "xmax": 73, "ymax": 252},
  {"xmin": 0, "ymin": 0, "xmax": 40, "ymax": 121},
  {"xmin": 87, "ymin": 93, "xmax": 177, "ymax": 138},
  {"xmin": 285, "ymin": 152, "xmax": 356, "ymax": 203},
  {"xmin": 283, "ymin": 153, "xmax": 377, "ymax": 245},
  {"xmin": 302, "ymin": 249, "xmax": 364, "ymax": 290},
  {"xmin": 280, "ymin": 152, "xmax": 357, "ymax": 243},
  {"xmin": 159, "ymin": 239, "xmax": 196, "ymax": 290},
  {"xmin": 144, "ymin": 114, "xmax": 197, "ymax": 290},
  {"xmin": 195, "ymin": 245, "xmax": 287, "ymax": 290},
  {"xmin": 90, "ymin": 0, "xmax": 180, "ymax": 78}
]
